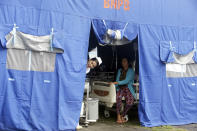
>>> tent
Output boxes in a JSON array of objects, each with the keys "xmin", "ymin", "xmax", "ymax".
[{"xmin": 0, "ymin": 0, "xmax": 197, "ymax": 130}]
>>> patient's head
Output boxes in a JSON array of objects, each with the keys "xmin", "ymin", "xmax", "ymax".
[{"xmin": 87, "ymin": 58, "xmax": 99, "ymax": 69}]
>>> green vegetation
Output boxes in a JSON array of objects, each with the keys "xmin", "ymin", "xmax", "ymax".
[{"xmin": 144, "ymin": 126, "xmax": 187, "ymax": 131}]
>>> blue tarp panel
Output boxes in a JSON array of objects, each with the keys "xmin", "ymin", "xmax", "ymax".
[
  {"xmin": 138, "ymin": 25, "xmax": 197, "ymax": 127},
  {"xmin": 92, "ymin": 19, "xmax": 138, "ymax": 44},
  {"xmin": 0, "ymin": 0, "xmax": 197, "ymax": 130},
  {"xmin": 0, "ymin": 2, "xmax": 91, "ymax": 130}
]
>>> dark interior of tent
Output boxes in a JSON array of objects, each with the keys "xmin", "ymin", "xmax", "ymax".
[{"xmin": 88, "ymin": 25, "xmax": 139, "ymax": 81}]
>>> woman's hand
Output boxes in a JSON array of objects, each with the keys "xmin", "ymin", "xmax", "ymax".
[
  {"xmin": 113, "ymin": 82, "xmax": 118, "ymax": 85},
  {"xmin": 109, "ymin": 82, "xmax": 118, "ymax": 85}
]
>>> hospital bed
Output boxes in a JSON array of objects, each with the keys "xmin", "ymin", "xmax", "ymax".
[
  {"xmin": 90, "ymin": 81, "xmax": 116, "ymax": 108},
  {"xmin": 90, "ymin": 72, "xmax": 139, "ymax": 119}
]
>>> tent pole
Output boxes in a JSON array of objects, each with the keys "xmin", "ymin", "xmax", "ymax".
[{"xmin": 116, "ymin": 46, "xmax": 117, "ymax": 70}]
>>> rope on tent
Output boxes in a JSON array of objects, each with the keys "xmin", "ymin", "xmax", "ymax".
[
  {"xmin": 12, "ymin": 23, "xmax": 19, "ymax": 45},
  {"xmin": 169, "ymin": 41, "xmax": 175, "ymax": 51},
  {"xmin": 50, "ymin": 28, "xmax": 54, "ymax": 52},
  {"xmin": 194, "ymin": 41, "xmax": 196, "ymax": 52},
  {"xmin": 122, "ymin": 22, "xmax": 128, "ymax": 36},
  {"xmin": 103, "ymin": 20, "xmax": 107, "ymax": 29}
]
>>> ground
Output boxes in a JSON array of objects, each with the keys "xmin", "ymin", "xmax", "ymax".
[{"xmin": 80, "ymin": 106, "xmax": 197, "ymax": 131}]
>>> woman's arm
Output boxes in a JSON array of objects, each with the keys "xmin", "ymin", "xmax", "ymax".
[{"xmin": 111, "ymin": 69, "xmax": 121, "ymax": 86}]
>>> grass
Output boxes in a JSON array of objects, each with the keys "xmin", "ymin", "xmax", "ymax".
[{"xmin": 144, "ymin": 126, "xmax": 187, "ymax": 131}]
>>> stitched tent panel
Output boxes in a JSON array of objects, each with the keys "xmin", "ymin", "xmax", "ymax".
[
  {"xmin": 0, "ymin": 0, "xmax": 197, "ymax": 130},
  {"xmin": 92, "ymin": 19, "xmax": 138, "ymax": 45},
  {"xmin": 138, "ymin": 25, "xmax": 197, "ymax": 127},
  {"xmin": 0, "ymin": 6, "xmax": 91, "ymax": 130}
]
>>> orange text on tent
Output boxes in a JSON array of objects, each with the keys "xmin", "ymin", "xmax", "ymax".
[{"xmin": 104, "ymin": 0, "xmax": 130, "ymax": 11}]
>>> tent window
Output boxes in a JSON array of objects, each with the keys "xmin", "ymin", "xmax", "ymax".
[
  {"xmin": 166, "ymin": 63, "xmax": 197, "ymax": 78},
  {"xmin": 160, "ymin": 41, "xmax": 197, "ymax": 78},
  {"xmin": 5, "ymin": 30, "xmax": 63, "ymax": 72},
  {"xmin": 166, "ymin": 51, "xmax": 197, "ymax": 78},
  {"xmin": 7, "ymin": 49, "xmax": 56, "ymax": 72}
]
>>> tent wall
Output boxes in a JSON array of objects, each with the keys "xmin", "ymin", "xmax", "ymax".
[
  {"xmin": 0, "ymin": 0, "xmax": 197, "ymax": 130},
  {"xmin": 0, "ymin": 2, "xmax": 91, "ymax": 130},
  {"xmin": 138, "ymin": 25, "xmax": 197, "ymax": 126},
  {"xmin": 1, "ymin": 0, "xmax": 197, "ymax": 26}
]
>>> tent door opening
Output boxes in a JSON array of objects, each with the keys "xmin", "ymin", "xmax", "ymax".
[{"xmin": 86, "ymin": 25, "xmax": 139, "ymax": 120}]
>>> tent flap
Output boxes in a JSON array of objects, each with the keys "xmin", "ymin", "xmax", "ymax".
[
  {"xmin": 0, "ymin": 5, "xmax": 91, "ymax": 130},
  {"xmin": 92, "ymin": 19, "xmax": 138, "ymax": 45}
]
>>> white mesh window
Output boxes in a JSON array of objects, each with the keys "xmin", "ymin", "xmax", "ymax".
[
  {"xmin": 5, "ymin": 30, "xmax": 63, "ymax": 72},
  {"xmin": 173, "ymin": 51, "xmax": 195, "ymax": 64},
  {"xmin": 166, "ymin": 51, "xmax": 197, "ymax": 78}
]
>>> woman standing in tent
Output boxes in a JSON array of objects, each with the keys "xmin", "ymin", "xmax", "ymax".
[{"xmin": 110, "ymin": 58, "xmax": 136, "ymax": 124}]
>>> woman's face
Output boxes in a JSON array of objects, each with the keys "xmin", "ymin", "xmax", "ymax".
[
  {"xmin": 87, "ymin": 60, "xmax": 97, "ymax": 69},
  {"xmin": 122, "ymin": 58, "xmax": 128, "ymax": 69}
]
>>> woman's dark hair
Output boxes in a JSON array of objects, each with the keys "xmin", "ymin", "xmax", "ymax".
[
  {"xmin": 90, "ymin": 58, "xmax": 99, "ymax": 67},
  {"xmin": 121, "ymin": 58, "xmax": 133, "ymax": 68},
  {"xmin": 121, "ymin": 57, "xmax": 129, "ymax": 63}
]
